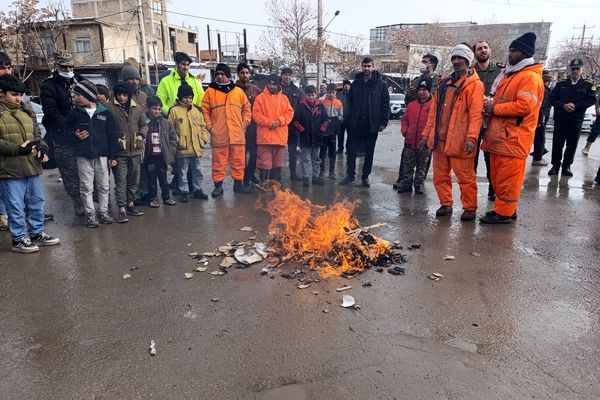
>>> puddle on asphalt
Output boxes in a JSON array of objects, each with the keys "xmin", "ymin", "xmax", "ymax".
[{"xmin": 446, "ymin": 337, "xmax": 478, "ymax": 353}]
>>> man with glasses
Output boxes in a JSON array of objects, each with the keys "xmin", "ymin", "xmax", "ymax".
[
  {"xmin": 40, "ymin": 52, "xmax": 85, "ymax": 216},
  {"xmin": 548, "ymin": 58, "xmax": 596, "ymax": 177}
]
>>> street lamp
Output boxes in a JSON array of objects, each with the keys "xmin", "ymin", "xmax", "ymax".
[{"xmin": 316, "ymin": 3, "xmax": 340, "ymax": 87}]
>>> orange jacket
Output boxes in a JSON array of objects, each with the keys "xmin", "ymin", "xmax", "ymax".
[
  {"xmin": 482, "ymin": 64, "xmax": 544, "ymax": 158},
  {"xmin": 252, "ymin": 87, "xmax": 295, "ymax": 146},
  {"xmin": 201, "ymin": 84, "xmax": 252, "ymax": 147},
  {"xmin": 422, "ymin": 69, "xmax": 484, "ymax": 158}
]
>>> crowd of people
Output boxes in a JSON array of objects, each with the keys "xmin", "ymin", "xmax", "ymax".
[{"xmin": 0, "ymin": 30, "xmax": 599, "ymax": 254}]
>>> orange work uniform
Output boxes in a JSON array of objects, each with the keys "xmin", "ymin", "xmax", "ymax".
[
  {"xmin": 422, "ymin": 69, "xmax": 484, "ymax": 211},
  {"xmin": 202, "ymin": 82, "xmax": 252, "ymax": 182},
  {"xmin": 482, "ymin": 63, "xmax": 544, "ymax": 217}
]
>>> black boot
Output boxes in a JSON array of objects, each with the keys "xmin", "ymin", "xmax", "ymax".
[
  {"xmin": 259, "ymin": 169, "xmax": 268, "ymax": 183},
  {"xmin": 272, "ymin": 167, "xmax": 282, "ymax": 182},
  {"xmin": 233, "ymin": 180, "xmax": 251, "ymax": 193},
  {"xmin": 211, "ymin": 181, "xmax": 223, "ymax": 197},
  {"xmin": 72, "ymin": 196, "xmax": 85, "ymax": 217},
  {"xmin": 289, "ymin": 165, "xmax": 302, "ymax": 181}
]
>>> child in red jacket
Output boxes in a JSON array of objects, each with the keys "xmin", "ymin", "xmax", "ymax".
[{"xmin": 398, "ymin": 78, "xmax": 433, "ymax": 194}]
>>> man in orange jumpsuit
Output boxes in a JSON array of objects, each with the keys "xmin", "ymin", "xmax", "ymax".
[
  {"xmin": 480, "ymin": 32, "xmax": 544, "ymax": 224},
  {"xmin": 420, "ymin": 44, "xmax": 484, "ymax": 221},
  {"xmin": 202, "ymin": 63, "xmax": 252, "ymax": 196}
]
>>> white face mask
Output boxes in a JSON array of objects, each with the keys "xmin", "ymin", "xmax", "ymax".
[
  {"xmin": 419, "ymin": 64, "xmax": 428, "ymax": 74},
  {"xmin": 59, "ymin": 71, "xmax": 74, "ymax": 79}
]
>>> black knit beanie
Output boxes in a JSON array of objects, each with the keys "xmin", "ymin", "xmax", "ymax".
[
  {"xmin": 510, "ymin": 32, "xmax": 536, "ymax": 58},
  {"xmin": 215, "ymin": 63, "xmax": 231, "ymax": 79}
]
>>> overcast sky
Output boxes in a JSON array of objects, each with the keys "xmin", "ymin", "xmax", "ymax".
[{"xmin": 165, "ymin": 0, "xmax": 600, "ymax": 60}]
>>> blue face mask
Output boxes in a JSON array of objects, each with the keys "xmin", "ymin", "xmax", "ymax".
[{"xmin": 59, "ymin": 71, "xmax": 74, "ymax": 79}]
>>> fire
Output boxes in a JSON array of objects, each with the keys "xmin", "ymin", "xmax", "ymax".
[{"xmin": 259, "ymin": 184, "xmax": 391, "ymax": 277}]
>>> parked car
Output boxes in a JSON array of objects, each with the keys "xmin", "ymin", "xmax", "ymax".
[
  {"xmin": 389, "ymin": 93, "xmax": 406, "ymax": 119},
  {"xmin": 547, "ymin": 104, "xmax": 597, "ymax": 133},
  {"xmin": 29, "ymin": 101, "xmax": 47, "ymax": 138}
]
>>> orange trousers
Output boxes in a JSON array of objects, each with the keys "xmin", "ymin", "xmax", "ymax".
[
  {"xmin": 432, "ymin": 149, "xmax": 477, "ymax": 211},
  {"xmin": 489, "ymin": 153, "xmax": 526, "ymax": 217},
  {"xmin": 211, "ymin": 144, "xmax": 246, "ymax": 182}
]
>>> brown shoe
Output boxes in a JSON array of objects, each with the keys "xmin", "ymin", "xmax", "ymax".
[
  {"xmin": 435, "ymin": 205, "xmax": 453, "ymax": 217},
  {"xmin": 461, "ymin": 210, "xmax": 476, "ymax": 221}
]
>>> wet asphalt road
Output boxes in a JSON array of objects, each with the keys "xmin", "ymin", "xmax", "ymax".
[{"xmin": 1, "ymin": 120, "xmax": 599, "ymax": 400}]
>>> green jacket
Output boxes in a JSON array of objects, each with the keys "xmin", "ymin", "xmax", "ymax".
[
  {"xmin": 106, "ymin": 99, "xmax": 148, "ymax": 157},
  {"xmin": 474, "ymin": 62, "xmax": 502, "ymax": 96},
  {"xmin": 157, "ymin": 69, "xmax": 205, "ymax": 115},
  {"xmin": 0, "ymin": 101, "xmax": 45, "ymax": 179}
]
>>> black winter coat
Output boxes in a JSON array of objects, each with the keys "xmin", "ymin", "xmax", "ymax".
[
  {"xmin": 550, "ymin": 78, "xmax": 596, "ymax": 122},
  {"xmin": 345, "ymin": 71, "xmax": 390, "ymax": 135},
  {"xmin": 292, "ymin": 99, "xmax": 329, "ymax": 147},
  {"xmin": 66, "ymin": 103, "xmax": 118, "ymax": 159},
  {"xmin": 40, "ymin": 71, "xmax": 83, "ymax": 144}
]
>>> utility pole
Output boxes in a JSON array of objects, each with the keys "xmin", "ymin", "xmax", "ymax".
[
  {"xmin": 217, "ymin": 32, "xmax": 222, "ymax": 63},
  {"xmin": 207, "ymin": 25, "xmax": 213, "ymax": 61},
  {"xmin": 316, "ymin": 0, "xmax": 323, "ymax": 88},
  {"xmin": 136, "ymin": 0, "xmax": 150, "ymax": 82},
  {"xmin": 573, "ymin": 23, "xmax": 595, "ymax": 47},
  {"xmin": 243, "ymin": 28, "xmax": 248, "ymax": 63}
]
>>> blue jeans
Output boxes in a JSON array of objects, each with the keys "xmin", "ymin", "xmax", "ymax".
[
  {"xmin": 177, "ymin": 157, "xmax": 203, "ymax": 194},
  {"xmin": 0, "ymin": 195, "xmax": 6, "ymax": 214},
  {"xmin": 301, "ymin": 146, "xmax": 321, "ymax": 177},
  {"xmin": 0, "ymin": 176, "xmax": 45, "ymax": 241}
]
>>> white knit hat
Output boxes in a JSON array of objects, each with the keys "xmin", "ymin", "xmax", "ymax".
[{"xmin": 450, "ymin": 44, "xmax": 474, "ymax": 65}]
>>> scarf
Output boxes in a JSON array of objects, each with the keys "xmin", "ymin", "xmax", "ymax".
[{"xmin": 490, "ymin": 57, "xmax": 535, "ymax": 95}]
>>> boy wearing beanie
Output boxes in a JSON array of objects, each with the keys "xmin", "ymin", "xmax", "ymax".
[
  {"xmin": 107, "ymin": 81, "xmax": 148, "ymax": 223},
  {"xmin": 320, "ymin": 83, "xmax": 343, "ymax": 179},
  {"xmin": 169, "ymin": 84, "xmax": 209, "ymax": 202},
  {"xmin": 292, "ymin": 85, "xmax": 329, "ymax": 187},
  {"xmin": 420, "ymin": 43, "xmax": 484, "ymax": 221},
  {"xmin": 145, "ymin": 96, "xmax": 178, "ymax": 206},
  {"xmin": 202, "ymin": 63, "xmax": 252, "ymax": 196},
  {"xmin": 67, "ymin": 80, "xmax": 118, "ymax": 227},
  {"xmin": 95, "ymin": 84, "xmax": 110, "ymax": 104}
]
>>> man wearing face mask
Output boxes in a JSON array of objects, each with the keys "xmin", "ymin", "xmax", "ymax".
[
  {"xmin": 40, "ymin": 52, "xmax": 86, "ymax": 216},
  {"xmin": 404, "ymin": 54, "xmax": 439, "ymax": 106},
  {"xmin": 420, "ymin": 44, "xmax": 484, "ymax": 221}
]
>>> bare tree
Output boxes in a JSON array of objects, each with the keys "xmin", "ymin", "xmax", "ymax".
[
  {"xmin": 0, "ymin": 0, "xmax": 70, "ymax": 81},
  {"xmin": 329, "ymin": 34, "xmax": 365, "ymax": 80},
  {"xmin": 548, "ymin": 36, "xmax": 600, "ymax": 81},
  {"xmin": 259, "ymin": 0, "xmax": 317, "ymax": 85}
]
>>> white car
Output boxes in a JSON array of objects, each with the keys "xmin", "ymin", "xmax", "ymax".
[
  {"xmin": 389, "ymin": 93, "xmax": 406, "ymax": 119},
  {"xmin": 29, "ymin": 101, "xmax": 47, "ymax": 138},
  {"xmin": 547, "ymin": 104, "xmax": 597, "ymax": 134}
]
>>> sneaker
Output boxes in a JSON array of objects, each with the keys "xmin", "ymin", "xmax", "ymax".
[
  {"xmin": 180, "ymin": 193, "xmax": 189, "ymax": 203},
  {"xmin": 11, "ymin": 237, "xmax": 39, "ymax": 253},
  {"xmin": 302, "ymin": 177, "xmax": 310, "ymax": 187},
  {"xmin": 480, "ymin": 211, "xmax": 512, "ymax": 224},
  {"xmin": 44, "ymin": 213, "xmax": 54, "ymax": 221},
  {"xmin": 126, "ymin": 206, "xmax": 144, "ymax": 216},
  {"xmin": 561, "ymin": 167, "xmax": 573, "ymax": 177},
  {"xmin": 98, "ymin": 213, "xmax": 115, "ymax": 224},
  {"xmin": 486, "ymin": 210, "xmax": 517, "ymax": 220},
  {"xmin": 582, "ymin": 143, "xmax": 591, "ymax": 156},
  {"xmin": 149, "ymin": 200, "xmax": 160, "ymax": 208},
  {"xmin": 30, "ymin": 232, "xmax": 60, "ymax": 246},
  {"xmin": 361, "ymin": 177, "xmax": 371, "ymax": 188},
  {"xmin": 328, "ymin": 172, "xmax": 336, "ymax": 180},
  {"xmin": 0, "ymin": 213, "xmax": 7, "ymax": 231},
  {"xmin": 461, "ymin": 210, "xmax": 477, "ymax": 221},
  {"xmin": 117, "ymin": 211, "xmax": 129, "ymax": 224},
  {"xmin": 193, "ymin": 190, "xmax": 210, "ymax": 199},
  {"xmin": 85, "ymin": 214, "xmax": 99, "ymax": 228},
  {"xmin": 338, "ymin": 176, "xmax": 355, "ymax": 186},
  {"xmin": 164, "ymin": 198, "xmax": 177, "ymax": 206},
  {"xmin": 435, "ymin": 205, "xmax": 453, "ymax": 217},
  {"xmin": 548, "ymin": 167, "xmax": 559, "ymax": 176},
  {"xmin": 531, "ymin": 159, "xmax": 548, "ymax": 166}
]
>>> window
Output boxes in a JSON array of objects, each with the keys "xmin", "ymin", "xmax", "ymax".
[
  {"xmin": 36, "ymin": 37, "xmax": 55, "ymax": 58},
  {"xmin": 188, "ymin": 32, "xmax": 196, "ymax": 44},
  {"xmin": 154, "ymin": 23, "xmax": 162, "ymax": 39},
  {"xmin": 74, "ymin": 37, "xmax": 92, "ymax": 54},
  {"xmin": 152, "ymin": 0, "xmax": 162, "ymax": 14}
]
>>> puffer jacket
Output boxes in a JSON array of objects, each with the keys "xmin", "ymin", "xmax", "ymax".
[
  {"xmin": 401, "ymin": 96, "xmax": 432, "ymax": 149},
  {"xmin": 292, "ymin": 98, "xmax": 329, "ymax": 147},
  {"xmin": 321, "ymin": 97, "xmax": 343, "ymax": 137},
  {"xmin": 168, "ymin": 103, "xmax": 209, "ymax": 157},
  {"xmin": 40, "ymin": 71, "xmax": 83, "ymax": 144},
  {"xmin": 106, "ymin": 98, "xmax": 148, "ymax": 157},
  {"xmin": 66, "ymin": 103, "xmax": 118, "ymax": 159},
  {"xmin": 482, "ymin": 64, "xmax": 544, "ymax": 158},
  {"xmin": 253, "ymin": 87, "xmax": 294, "ymax": 146},
  {"xmin": 157, "ymin": 69, "xmax": 205, "ymax": 115},
  {"xmin": 145, "ymin": 114, "xmax": 178, "ymax": 164},
  {"xmin": 0, "ymin": 100, "xmax": 47, "ymax": 178},
  {"xmin": 202, "ymin": 82, "xmax": 251, "ymax": 147},
  {"xmin": 422, "ymin": 69, "xmax": 484, "ymax": 158}
]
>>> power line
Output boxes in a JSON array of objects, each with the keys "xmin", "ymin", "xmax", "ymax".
[{"xmin": 471, "ymin": 0, "xmax": 600, "ymax": 8}]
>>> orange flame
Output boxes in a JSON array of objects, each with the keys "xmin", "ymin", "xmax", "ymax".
[{"xmin": 259, "ymin": 184, "xmax": 391, "ymax": 277}]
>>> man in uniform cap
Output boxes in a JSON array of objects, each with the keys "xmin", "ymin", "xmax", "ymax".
[{"xmin": 548, "ymin": 58, "xmax": 596, "ymax": 176}]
